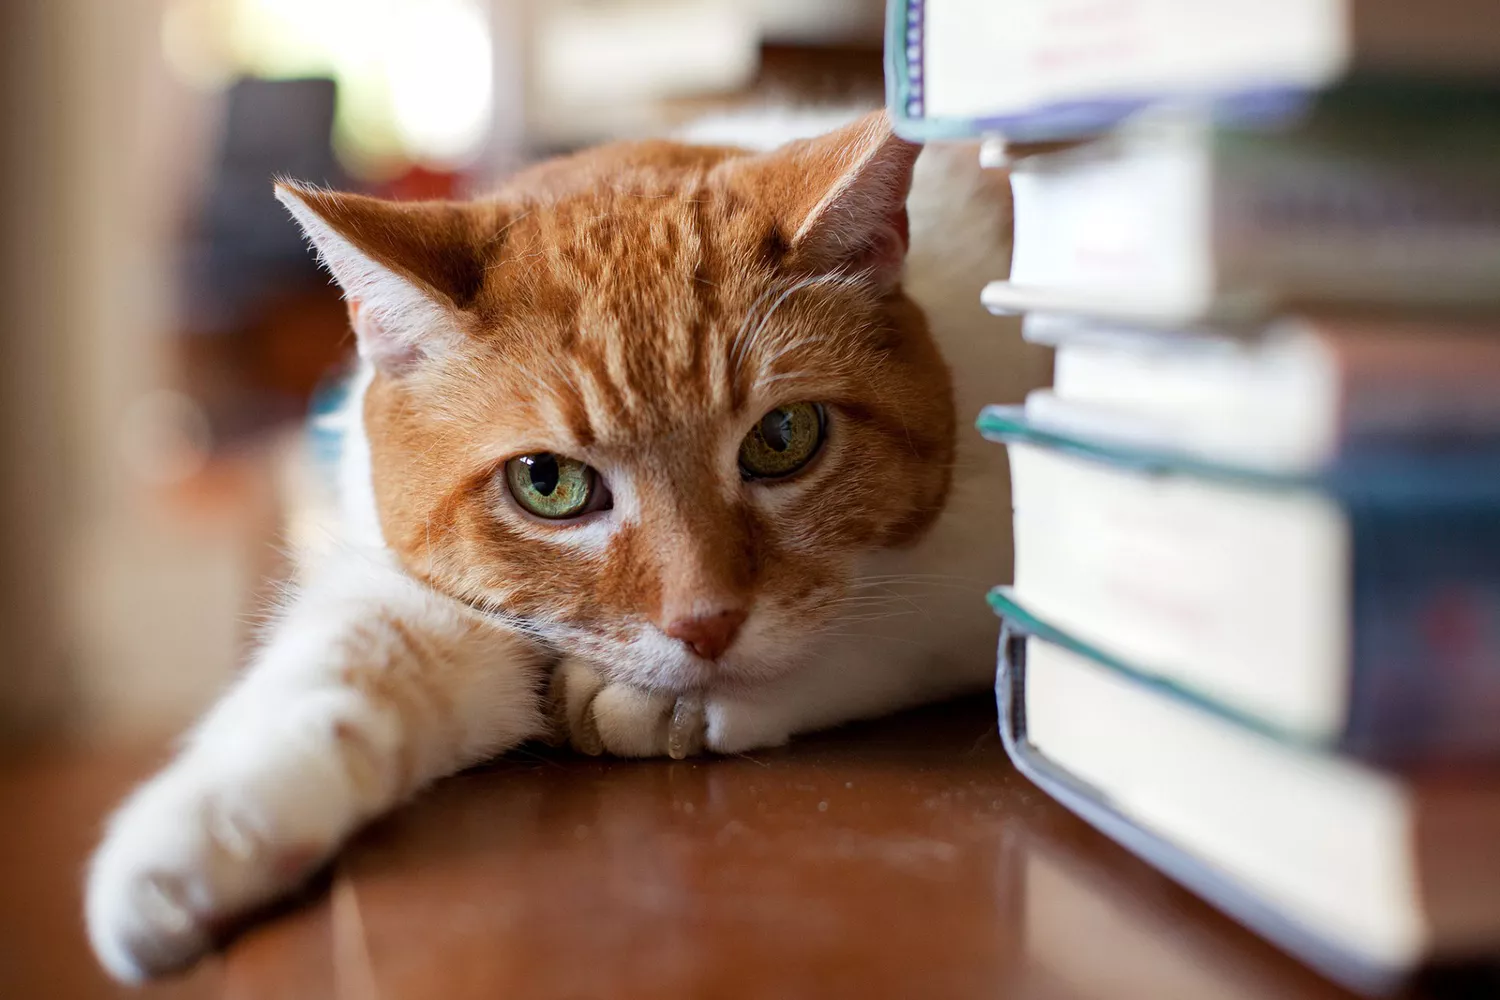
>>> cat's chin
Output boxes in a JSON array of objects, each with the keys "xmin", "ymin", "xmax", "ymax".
[
  {"xmin": 675, "ymin": 654, "xmax": 795, "ymax": 696},
  {"xmin": 574, "ymin": 630, "xmax": 808, "ymax": 698},
  {"xmin": 590, "ymin": 653, "xmax": 776, "ymax": 698}
]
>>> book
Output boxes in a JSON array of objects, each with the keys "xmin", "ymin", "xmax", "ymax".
[
  {"xmin": 982, "ymin": 106, "xmax": 1500, "ymax": 326},
  {"xmin": 996, "ymin": 625, "xmax": 1500, "ymax": 994},
  {"xmin": 888, "ymin": 0, "xmax": 1500, "ymax": 142},
  {"xmin": 979, "ymin": 406, "xmax": 1500, "ymax": 763},
  {"xmin": 1022, "ymin": 313, "xmax": 1500, "ymax": 473}
]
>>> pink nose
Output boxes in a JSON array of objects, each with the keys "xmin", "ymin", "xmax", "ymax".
[{"xmin": 664, "ymin": 609, "xmax": 747, "ymax": 661}]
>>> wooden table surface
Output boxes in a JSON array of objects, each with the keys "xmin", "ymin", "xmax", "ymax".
[
  {"xmin": 6, "ymin": 696, "xmax": 1491, "ymax": 999},
  {"xmin": 212, "ymin": 695, "xmax": 1464, "ymax": 1000}
]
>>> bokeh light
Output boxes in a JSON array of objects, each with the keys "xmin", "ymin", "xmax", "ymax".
[{"xmin": 161, "ymin": 0, "xmax": 494, "ymax": 178}]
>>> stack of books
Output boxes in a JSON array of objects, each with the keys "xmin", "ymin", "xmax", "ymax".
[{"xmin": 890, "ymin": 1, "xmax": 1500, "ymax": 993}]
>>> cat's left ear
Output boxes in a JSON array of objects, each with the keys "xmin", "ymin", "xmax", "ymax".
[
  {"xmin": 728, "ymin": 110, "xmax": 922, "ymax": 291},
  {"xmin": 275, "ymin": 183, "xmax": 493, "ymax": 375}
]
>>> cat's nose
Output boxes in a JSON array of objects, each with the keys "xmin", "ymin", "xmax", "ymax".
[{"xmin": 664, "ymin": 609, "xmax": 747, "ymax": 661}]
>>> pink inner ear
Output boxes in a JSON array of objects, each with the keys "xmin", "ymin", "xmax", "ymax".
[
  {"xmin": 815, "ymin": 199, "xmax": 913, "ymax": 291},
  {"xmin": 837, "ymin": 207, "xmax": 909, "ymax": 288},
  {"xmin": 874, "ymin": 205, "xmax": 913, "ymax": 271},
  {"xmin": 782, "ymin": 116, "xmax": 922, "ymax": 290},
  {"xmin": 349, "ymin": 299, "xmax": 424, "ymax": 374}
]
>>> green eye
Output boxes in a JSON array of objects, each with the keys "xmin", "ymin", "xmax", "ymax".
[
  {"xmin": 739, "ymin": 402, "xmax": 826, "ymax": 480},
  {"xmin": 504, "ymin": 453, "xmax": 607, "ymax": 520}
]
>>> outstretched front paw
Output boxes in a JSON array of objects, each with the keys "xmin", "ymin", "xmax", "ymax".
[
  {"xmin": 86, "ymin": 758, "xmax": 346, "ymax": 982},
  {"xmin": 547, "ymin": 658, "xmax": 706, "ymax": 759}
]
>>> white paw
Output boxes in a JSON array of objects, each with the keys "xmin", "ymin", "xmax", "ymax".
[
  {"xmin": 86, "ymin": 699, "xmax": 380, "ymax": 981},
  {"xmin": 548, "ymin": 658, "xmax": 706, "ymax": 758},
  {"xmin": 547, "ymin": 659, "xmax": 795, "ymax": 758},
  {"xmin": 704, "ymin": 696, "xmax": 793, "ymax": 755}
]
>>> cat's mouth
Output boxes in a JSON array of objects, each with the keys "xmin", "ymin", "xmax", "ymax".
[
  {"xmin": 615, "ymin": 644, "xmax": 757, "ymax": 696},
  {"xmin": 583, "ymin": 618, "xmax": 808, "ymax": 697},
  {"xmin": 454, "ymin": 592, "xmax": 812, "ymax": 694}
]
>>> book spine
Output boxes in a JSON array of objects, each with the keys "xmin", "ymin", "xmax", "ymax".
[
  {"xmin": 995, "ymin": 627, "xmax": 1410, "ymax": 995},
  {"xmin": 1344, "ymin": 499, "xmax": 1500, "ymax": 764},
  {"xmin": 1214, "ymin": 136, "xmax": 1500, "ymax": 313},
  {"xmin": 885, "ymin": 0, "xmax": 925, "ymax": 127},
  {"xmin": 888, "ymin": 0, "xmax": 1328, "ymax": 141},
  {"xmin": 1001, "ymin": 129, "xmax": 1500, "ymax": 323}
]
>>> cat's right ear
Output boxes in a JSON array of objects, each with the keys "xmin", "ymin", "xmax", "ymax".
[{"xmin": 275, "ymin": 182, "xmax": 491, "ymax": 375}]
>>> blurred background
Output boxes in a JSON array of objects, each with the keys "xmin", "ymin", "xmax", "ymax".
[
  {"xmin": 0, "ymin": 0, "xmax": 889, "ymax": 745},
  {"xmin": 6, "ymin": 4, "xmax": 1498, "ymax": 999},
  {"xmin": 0, "ymin": 3, "xmax": 884, "ymax": 994}
]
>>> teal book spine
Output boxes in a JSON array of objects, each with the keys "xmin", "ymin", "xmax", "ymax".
[{"xmin": 980, "ymin": 406, "xmax": 1500, "ymax": 766}]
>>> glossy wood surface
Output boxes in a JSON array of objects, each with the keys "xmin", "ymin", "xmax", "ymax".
[
  {"xmin": 0, "ymin": 745, "xmax": 220, "ymax": 1000},
  {"xmin": 219, "ymin": 695, "xmax": 1447, "ymax": 1000}
]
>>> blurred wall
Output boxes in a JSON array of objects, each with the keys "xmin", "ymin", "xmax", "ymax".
[
  {"xmin": 1, "ymin": 0, "xmax": 265, "ymax": 744},
  {"xmin": 0, "ymin": 0, "xmax": 71, "ymax": 738}
]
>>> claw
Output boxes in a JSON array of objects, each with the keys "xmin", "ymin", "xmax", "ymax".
[
  {"xmin": 541, "ymin": 669, "xmax": 571, "ymax": 747},
  {"xmin": 206, "ymin": 805, "xmax": 258, "ymax": 862},
  {"xmin": 573, "ymin": 687, "xmax": 604, "ymax": 756},
  {"xmin": 140, "ymin": 873, "xmax": 194, "ymax": 934},
  {"xmin": 667, "ymin": 696, "xmax": 706, "ymax": 760}
]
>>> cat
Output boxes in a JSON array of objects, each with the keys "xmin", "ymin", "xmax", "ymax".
[{"xmin": 85, "ymin": 109, "xmax": 1051, "ymax": 981}]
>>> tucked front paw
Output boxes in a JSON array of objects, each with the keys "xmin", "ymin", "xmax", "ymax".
[{"xmin": 547, "ymin": 658, "xmax": 706, "ymax": 759}]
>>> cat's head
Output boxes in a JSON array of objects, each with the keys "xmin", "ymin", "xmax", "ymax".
[{"xmin": 278, "ymin": 111, "xmax": 955, "ymax": 693}]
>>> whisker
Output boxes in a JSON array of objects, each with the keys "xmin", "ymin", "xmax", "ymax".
[
  {"xmin": 730, "ymin": 270, "xmax": 867, "ymax": 380},
  {"xmin": 757, "ymin": 334, "xmax": 835, "ymax": 376},
  {"xmin": 756, "ymin": 371, "xmax": 818, "ymax": 390}
]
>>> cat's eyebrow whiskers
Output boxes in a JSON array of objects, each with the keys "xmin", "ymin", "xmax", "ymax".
[
  {"xmin": 539, "ymin": 353, "xmax": 584, "ymax": 401},
  {"xmin": 728, "ymin": 283, "xmax": 789, "ymax": 378},
  {"xmin": 728, "ymin": 270, "xmax": 867, "ymax": 383},
  {"xmin": 753, "ymin": 371, "xmax": 816, "ymax": 392},
  {"xmin": 756, "ymin": 334, "xmax": 834, "ymax": 375}
]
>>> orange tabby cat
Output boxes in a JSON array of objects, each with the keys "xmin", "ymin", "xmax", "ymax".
[{"xmin": 86, "ymin": 110, "xmax": 1050, "ymax": 981}]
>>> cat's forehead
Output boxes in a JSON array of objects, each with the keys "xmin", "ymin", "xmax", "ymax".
[
  {"xmin": 465, "ymin": 192, "xmax": 886, "ymax": 441},
  {"xmin": 496, "ymin": 184, "xmax": 772, "ymax": 308}
]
